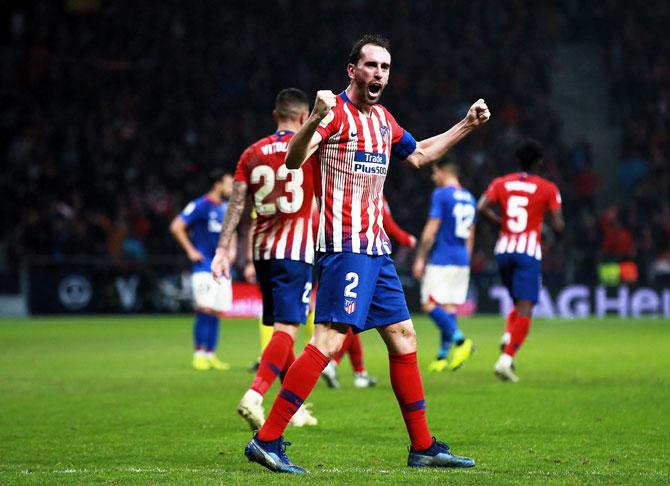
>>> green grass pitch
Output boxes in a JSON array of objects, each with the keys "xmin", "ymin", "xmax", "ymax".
[{"xmin": 0, "ymin": 315, "xmax": 669, "ymax": 485}]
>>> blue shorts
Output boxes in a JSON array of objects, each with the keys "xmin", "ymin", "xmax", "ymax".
[
  {"xmin": 496, "ymin": 253, "xmax": 542, "ymax": 304},
  {"xmin": 314, "ymin": 252, "xmax": 410, "ymax": 332},
  {"xmin": 254, "ymin": 259, "xmax": 312, "ymax": 325}
]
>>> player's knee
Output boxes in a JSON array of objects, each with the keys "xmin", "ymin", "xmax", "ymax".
[
  {"xmin": 421, "ymin": 302, "xmax": 435, "ymax": 314},
  {"xmin": 311, "ymin": 325, "xmax": 348, "ymax": 358},
  {"xmin": 274, "ymin": 322, "xmax": 299, "ymax": 337},
  {"xmin": 383, "ymin": 322, "xmax": 417, "ymax": 354},
  {"xmin": 516, "ymin": 300, "xmax": 534, "ymax": 317},
  {"xmin": 314, "ymin": 338, "xmax": 345, "ymax": 359}
]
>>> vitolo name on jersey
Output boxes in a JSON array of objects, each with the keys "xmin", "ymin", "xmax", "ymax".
[
  {"xmin": 260, "ymin": 141, "xmax": 289, "ymax": 155},
  {"xmin": 352, "ymin": 151, "xmax": 387, "ymax": 175}
]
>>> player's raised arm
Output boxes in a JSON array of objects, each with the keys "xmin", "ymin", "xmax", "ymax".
[
  {"xmin": 212, "ymin": 181, "xmax": 248, "ymax": 281},
  {"xmin": 405, "ymin": 99, "xmax": 491, "ymax": 169},
  {"xmin": 285, "ymin": 90, "xmax": 335, "ymax": 169}
]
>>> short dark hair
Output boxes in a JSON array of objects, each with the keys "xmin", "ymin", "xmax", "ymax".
[
  {"xmin": 275, "ymin": 88, "xmax": 309, "ymax": 121},
  {"xmin": 209, "ymin": 168, "xmax": 229, "ymax": 186},
  {"xmin": 435, "ymin": 158, "xmax": 459, "ymax": 177},
  {"xmin": 515, "ymin": 139, "xmax": 544, "ymax": 171},
  {"xmin": 348, "ymin": 34, "xmax": 391, "ymax": 65}
]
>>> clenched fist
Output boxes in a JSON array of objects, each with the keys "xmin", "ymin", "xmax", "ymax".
[
  {"xmin": 465, "ymin": 98, "xmax": 491, "ymax": 127},
  {"xmin": 312, "ymin": 90, "xmax": 337, "ymax": 119}
]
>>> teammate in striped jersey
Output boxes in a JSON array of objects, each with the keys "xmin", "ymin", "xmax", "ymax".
[
  {"xmin": 211, "ymin": 88, "xmax": 318, "ymax": 430},
  {"xmin": 478, "ymin": 139, "xmax": 564, "ymax": 382},
  {"xmin": 243, "ymin": 34, "xmax": 490, "ymax": 474}
]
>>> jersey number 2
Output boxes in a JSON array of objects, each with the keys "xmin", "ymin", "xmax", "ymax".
[
  {"xmin": 344, "ymin": 272, "xmax": 359, "ymax": 298},
  {"xmin": 250, "ymin": 165, "xmax": 304, "ymax": 216}
]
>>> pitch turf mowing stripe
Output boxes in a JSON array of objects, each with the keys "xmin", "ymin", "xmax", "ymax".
[{"xmin": 0, "ymin": 315, "xmax": 668, "ymax": 485}]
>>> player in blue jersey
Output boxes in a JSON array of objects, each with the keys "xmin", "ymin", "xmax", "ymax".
[
  {"xmin": 170, "ymin": 170, "xmax": 235, "ymax": 371},
  {"xmin": 413, "ymin": 160, "xmax": 476, "ymax": 372}
]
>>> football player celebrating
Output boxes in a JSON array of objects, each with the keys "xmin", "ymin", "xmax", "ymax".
[
  {"xmin": 238, "ymin": 34, "xmax": 490, "ymax": 474},
  {"xmin": 478, "ymin": 139, "xmax": 564, "ymax": 382}
]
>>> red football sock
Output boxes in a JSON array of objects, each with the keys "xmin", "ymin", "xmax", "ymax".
[
  {"xmin": 504, "ymin": 315, "xmax": 531, "ymax": 357},
  {"xmin": 257, "ymin": 344, "xmax": 329, "ymax": 442},
  {"xmin": 389, "ymin": 352, "xmax": 433, "ymax": 451},
  {"xmin": 251, "ymin": 331, "xmax": 293, "ymax": 396},
  {"xmin": 348, "ymin": 334, "xmax": 366, "ymax": 373},
  {"xmin": 279, "ymin": 344, "xmax": 296, "ymax": 382},
  {"xmin": 333, "ymin": 328, "xmax": 353, "ymax": 364},
  {"xmin": 505, "ymin": 307, "xmax": 518, "ymax": 333}
]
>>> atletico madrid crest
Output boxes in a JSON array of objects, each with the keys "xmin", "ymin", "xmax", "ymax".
[{"xmin": 344, "ymin": 299, "xmax": 356, "ymax": 315}]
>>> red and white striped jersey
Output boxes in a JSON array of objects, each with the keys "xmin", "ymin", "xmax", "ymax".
[
  {"xmin": 484, "ymin": 172, "xmax": 562, "ymax": 261},
  {"xmin": 234, "ymin": 130, "xmax": 315, "ymax": 263},
  {"xmin": 313, "ymin": 91, "xmax": 416, "ymax": 254}
]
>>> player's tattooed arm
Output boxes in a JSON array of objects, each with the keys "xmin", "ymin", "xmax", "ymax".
[
  {"xmin": 285, "ymin": 90, "xmax": 334, "ymax": 169},
  {"xmin": 405, "ymin": 99, "xmax": 490, "ymax": 169},
  {"xmin": 212, "ymin": 181, "xmax": 248, "ymax": 281},
  {"xmin": 477, "ymin": 195, "xmax": 502, "ymax": 225},
  {"xmin": 412, "ymin": 218, "xmax": 440, "ymax": 279},
  {"xmin": 217, "ymin": 181, "xmax": 248, "ymax": 251}
]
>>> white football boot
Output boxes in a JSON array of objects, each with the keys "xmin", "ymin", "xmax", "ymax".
[
  {"xmin": 494, "ymin": 354, "xmax": 519, "ymax": 383},
  {"xmin": 238, "ymin": 389, "xmax": 265, "ymax": 430},
  {"xmin": 353, "ymin": 371, "xmax": 378, "ymax": 388},
  {"xmin": 290, "ymin": 403, "xmax": 318, "ymax": 427},
  {"xmin": 321, "ymin": 360, "xmax": 341, "ymax": 389}
]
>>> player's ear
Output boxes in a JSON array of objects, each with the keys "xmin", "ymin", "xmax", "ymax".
[
  {"xmin": 346, "ymin": 63, "xmax": 356, "ymax": 80},
  {"xmin": 272, "ymin": 110, "xmax": 279, "ymax": 124}
]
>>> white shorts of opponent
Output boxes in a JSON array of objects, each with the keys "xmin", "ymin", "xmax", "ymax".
[
  {"xmin": 191, "ymin": 271, "xmax": 232, "ymax": 313},
  {"xmin": 420, "ymin": 264, "xmax": 470, "ymax": 306}
]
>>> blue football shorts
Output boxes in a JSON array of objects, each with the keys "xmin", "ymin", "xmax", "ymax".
[
  {"xmin": 314, "ymin": 252, "xmax": 411, "ymax": 332},
  {"xmin": 254, "ymin": 259, "xmax": 312, "ymax": 325},
  {"xmin": 495, "ymin": 252, "xmax": 542, "ymax": 304}
]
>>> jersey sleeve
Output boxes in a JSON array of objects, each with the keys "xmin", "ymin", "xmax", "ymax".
[
  {"xmin": 428, "ymin": 190, "xmax": 443, "ymax": 220},
  {"xmin": 179, "ymin": 198, "xmax": 206, "ymax": 226},
  {"xmin": 483, "ymin": 179, "xmax": 501, "ymax": 204},
  {"xmin": 233, "ymin": 146, "xmax": 254, "ymax": 183},
  {"xmin": 382, "ymin": 199, "xmax": 413, "ymax": 246},
  {"xmin": 315, "ymin": 105, "xmax": 341, "ymax": 141},
  {"xmin": 386, "ymin": 110, "xmax": 417, "ymax": 160},
  {"xmin": 548, "ymin": 183, "xmax": 562, "ymax": 210}
]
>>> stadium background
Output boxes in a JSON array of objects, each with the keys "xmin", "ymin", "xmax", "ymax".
[
  {"xmin": 0, "ymin": 1, "xmax": 669, "ymax": 484},
  {"xmin": 1, "ymin": 0, "xmax": 669, "ymax": 317}
]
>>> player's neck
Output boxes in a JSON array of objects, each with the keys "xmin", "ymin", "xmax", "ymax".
[
  {"xmin": 345, "ymin": 85, "xmax": 373, "ymax": 115},
  {"xmin": 276, "ymin": 121, "xmax": 301, "ymax": 133},
  {"xmin": 442, "ymin": 176, "xmax": 459, "ymax": 187},
  {"xmin": 207, "ymin": 191, "xmax": 222, "ymax": 203}
]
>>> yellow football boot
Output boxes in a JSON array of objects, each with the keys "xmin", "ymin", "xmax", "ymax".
[
  {"xmin": 428, "ymin": 358, "xmax": 448, "ymax": 372},
  {"xmin": 448, "ymin": 339, "xmax": 475, "ymax": 371},
  {"xmin": 192, "ymin": 354, "xmax": 211, "ymax": 371},
  {"xmin": 208, "ymin": 355, "xmax": 231, "ymax": 371}
]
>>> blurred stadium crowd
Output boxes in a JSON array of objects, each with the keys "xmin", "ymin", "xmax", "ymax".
[{"xmin": 2, "ymin": 0, "xmax": 669, "ymax": 287}]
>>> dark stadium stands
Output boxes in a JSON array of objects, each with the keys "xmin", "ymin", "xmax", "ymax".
[{"xmin": 2, "ymin": 1, "xmax": 668, "ymax": 285}]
